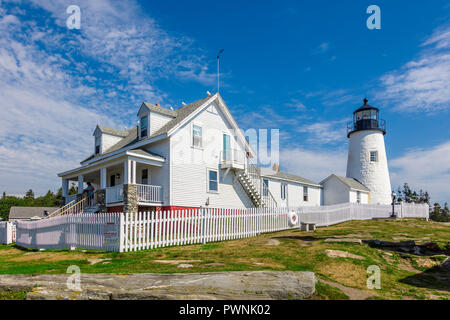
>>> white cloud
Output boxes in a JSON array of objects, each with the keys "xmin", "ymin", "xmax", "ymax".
[
  {"xmin": 284, "ymin": 98, "xmax": 306, "ymax": 111},
  {"xmin": 312, "ymin": 42, "xmax": 330, "ymax": 55},
  {"xmin": 281, "ymin": 147, "xmax": 347, "ymax": 183},
  {"xmin": 389, "ymin": 141, "xmax": 450, "ymax": 204},
  {"xmin": 296, "ymin": 119, "xmax": 347, "ymax": 144},
  {"xmin": 0, "ymin": 0, "xmax": 215, "ymax": 195},
  {"xmin": 377, "ymin": 24, "xmax": 450, "ymax": 113}
]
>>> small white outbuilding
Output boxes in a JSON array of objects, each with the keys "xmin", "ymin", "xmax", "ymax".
[{"xmin": 320, "ymin": 174, "xmax": 370, "ymax": 206}]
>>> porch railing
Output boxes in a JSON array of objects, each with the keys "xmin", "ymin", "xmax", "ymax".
[
  {"xmin": 220, "ymin": 148, "xmax": 246, "ymax": 166},
  {"xmin": 106, "ymin": 184, "xmax": 124, "ymax": 204},
  {"xmin": 137, "ymin": 184, "xmax": 162, "ymax": 203}
]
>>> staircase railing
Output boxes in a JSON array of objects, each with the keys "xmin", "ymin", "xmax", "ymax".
[
  {"xmin": 47, "ymin": 194, "xmax": 95, "ymax": 218},
  {"xmin": 47, "ymin": 199, "xmax": 76, "ymax": 218},
  {"xmin": 245, "ymin": 159, "xmax": 278, "ymax": 208}
]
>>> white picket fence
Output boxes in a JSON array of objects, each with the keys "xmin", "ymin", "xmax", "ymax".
[
  {"xmin": 121, "ymin": 207, "xmax": 293, "ymax": 252},
  {"xmin": 10, "ymin": 203, "xmax": 429, "ymax": 252},
  {"xmin": 15, "ymin": 214, "xmax": 121, "ymax": 251},
  {"xmin": 0, "ymin": 222, "xmax": 14, "ymax": 245},
  {"xmin": 299, "ymin": 202, "xmax": 429, "ymax": 227}
]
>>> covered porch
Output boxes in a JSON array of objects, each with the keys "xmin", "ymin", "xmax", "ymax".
[{"xmin": 59, "ymin": 150, "xmax": 165, "ymax": 213}]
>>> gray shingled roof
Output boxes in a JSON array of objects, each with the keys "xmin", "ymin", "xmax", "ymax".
[
  {"xmin": 325, "ymin": 175, "xmax": 370, "ymax": 192},
  {"xmin": 141, "ymin": 102, "xmax": 177, "ymax": 117},
  {"xmin": 263, "ymin": 171, "xmax": 321, "ymax": 187},
  {"xmin": 81, "ymin": 95, "xmax": 214, "ymax": 164},
  {"xmin": 96, "ymin": 125, "xmax": 129, "ymax": 137},
  {"xmin": 9, "ymin": 206, "xmax": 59, "ymax": 220},
  {"xmin": 148, "ymin": 95, "xmax": 213, "ymax": 139}
]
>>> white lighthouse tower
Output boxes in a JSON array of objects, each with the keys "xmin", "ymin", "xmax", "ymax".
[{"xmin": 346, "ymin": 98, "xmax": 392, "ymax": 204}]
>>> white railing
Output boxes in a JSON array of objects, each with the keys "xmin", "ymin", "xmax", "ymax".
[
  {"xmin": 220, "ymin": 148, "xmax": 246, "ymax": 167},
  {"xmin": 106, "ymin": 184, "xmax": 124, "ymax": 204},
  {"xmin": 246, "ymin": 160, "xmax": 278, "ymax": 208},
  {"xmin": 47, "ymin": 194, "xmax": 95, "ymax": 218},
  {"xmin": 13, "ymin": 203, "xmax": 429, "ymax": 252},
  {"xmin": 137, "ymin": 184, "xmax": 162, "ymax": 203}
]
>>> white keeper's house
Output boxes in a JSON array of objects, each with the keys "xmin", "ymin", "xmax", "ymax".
[{"xmin": 57, "ymin": 94, "xmax": 391, "ymax": 215}]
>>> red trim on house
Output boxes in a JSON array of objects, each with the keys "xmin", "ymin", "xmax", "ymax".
[
  {"xmin": 160, "ymin": 206, "xmax": 199, "ymax": 211},
  {"xmin": 107, "ymin": 205, "xmax": 123, "ymax": 213}
]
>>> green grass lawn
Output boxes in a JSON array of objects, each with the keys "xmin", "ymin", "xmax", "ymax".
[{"xmin": 0, "ymin": 218, "xmax": 448, "ymax": 300}]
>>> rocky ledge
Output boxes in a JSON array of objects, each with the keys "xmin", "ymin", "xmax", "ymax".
[{"xmin": 0, "ymin": 271, "xmax": 316, "ymax": 300}]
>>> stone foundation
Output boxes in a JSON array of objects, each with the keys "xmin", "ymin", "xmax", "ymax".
[
  {"xmin": 124, "ymin": 184, "xmax": 137, "ymax": 213},
  {"xmin": 96, "ymin": 189, "xmax": 106, "ymax": 213}
]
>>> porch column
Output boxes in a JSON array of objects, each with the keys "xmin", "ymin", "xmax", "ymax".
[
  {"xmin": 98, "ymin": 167, "xmax": 107, "ymax": 213},
  {"xmin": 62, "ymin": 178, "xmax": 69, "ymax": 198},
  {"xmin": 100, "ymin": 167, "xmax": 107, "ymax": 189},
  {"xmin": 123, "ymin": 159, "xmax": 137, "ymax": 213},
  {"xmin": 77, "ymin": 174, "xmax": 84, "ymax": 194},
  {"xmin": 123, "ymin": 159, "xmax": 130, "ymax": 184},
  {"xmin": 124, "ymin": 159, "xmax": 136, "ymax": 184},
  {"xmin": 131, "ymin": 161, "xmax": 136, "ymax": 184}
]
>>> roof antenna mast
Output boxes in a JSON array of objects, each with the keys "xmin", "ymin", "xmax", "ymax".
[{"xmin": 217, "ymin": 49, "xmax": 224, "ymax": 93}]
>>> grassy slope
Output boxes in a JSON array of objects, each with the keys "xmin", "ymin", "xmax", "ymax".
[{"xmin": 0, "ymin": 219, "xmax": 448, "ymax": 300}]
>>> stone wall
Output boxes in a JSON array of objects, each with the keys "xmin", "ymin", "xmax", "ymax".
[
  {"xmin": 96, "ymin": 189, "xmax": 106, "ymax": 213},
  {"xmin": 124, "ymin": 184, "xmax": 137, "ymax": 213}
]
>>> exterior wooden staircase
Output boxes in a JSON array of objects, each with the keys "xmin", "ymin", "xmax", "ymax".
[
  {"xmin": 237, "ymin": 162, "xmax": 277, "ymax": 208},
  {"xmin": 47, "ymin": 194, "xmax": 96, "ymax": 218}
]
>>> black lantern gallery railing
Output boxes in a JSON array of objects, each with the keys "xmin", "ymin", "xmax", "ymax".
[{"xmin": 347, "ymin": 118, "xmax": 386, "ymax": 137}]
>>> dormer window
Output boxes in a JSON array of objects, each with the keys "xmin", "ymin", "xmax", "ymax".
[
  {"xmin": 140, "ymin": 115, "xmax": 148, "ymax": 138},
  {"xmin": 95, "ymin": 135, "xmax": 101, "ymax": 154}
]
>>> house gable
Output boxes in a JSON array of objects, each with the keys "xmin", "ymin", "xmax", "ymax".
[{"xmin": 167, "ymin": 94, "xmax": 255, "ymax": 157}]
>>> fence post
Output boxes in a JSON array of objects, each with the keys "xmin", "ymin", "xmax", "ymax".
[
  {"xmin": 119, "ymin": 213, "xmax": 125, "ymax": 252},
  {"xmin": 201, "ymin": 207, "xmax": 206, "ymax": 244}
]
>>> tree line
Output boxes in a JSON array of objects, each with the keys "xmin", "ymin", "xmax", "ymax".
[
  {"xmin": 0, "ymin": 184, "xmax": 77, "ymax": 221},
  {"xmin": 395, "ymin": 183, "xmax": 449, "ymax": 222}
]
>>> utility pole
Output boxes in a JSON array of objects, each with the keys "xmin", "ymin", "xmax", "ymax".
[{"xmin": 217, "ymin": 49, "xmax": 224, "ymax": 93}]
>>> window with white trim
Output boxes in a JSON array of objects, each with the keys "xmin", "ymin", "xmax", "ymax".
[
  {"xmin": 357, "ymin": 191, "xmax": 361, "ymax": 203},
  {"xmin": 95, "ymin": 135, "xmax": 101, "ymax": 154},
  {"xmin": 370, "ymin": 150, "xmax": 378, "ymax": 162},
  {"xmin": 303, "ymin": 186, "xmax": 308, "ymax": 202},
  {"xmin": 140, "ymin": 115, "xmax": 148, "ymax": 138},
  {"xmin": 281, "ymin": 183, "xmax": 287, "ymax": 200},
  {"xmin": 262, "ymin": 178, "xmax": 269, "ymax": 197},
  {"xmin": 207, "ymin": 169, "xmax": 218, "ymax": 192},
  {"xmin": 192, "ymin": 124, "xmax": 202, "ymax": 148}
]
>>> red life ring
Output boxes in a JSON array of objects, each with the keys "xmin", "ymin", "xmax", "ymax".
[{"xmin": 288, "ymin": 211, "xmax": 298, "ymax": 227}]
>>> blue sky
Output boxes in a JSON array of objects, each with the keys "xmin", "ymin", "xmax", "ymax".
[{"xmin": 0, "ymin": 0, "xmax": 449, "ymax": 203}]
